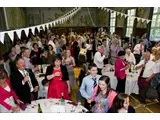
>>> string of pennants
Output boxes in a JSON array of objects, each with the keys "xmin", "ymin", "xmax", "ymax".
[
  {"xmin": 98, "ymin": 7, "xmax": 152, "ymax": 24},
  {"xmin": 0, "ymin": 7, "xmax": 81, "ymax": 44}
]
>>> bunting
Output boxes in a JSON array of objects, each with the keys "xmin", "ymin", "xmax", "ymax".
[{"xmin": 0, "ymin": 7, "xmax": 81, "ymax": 44}]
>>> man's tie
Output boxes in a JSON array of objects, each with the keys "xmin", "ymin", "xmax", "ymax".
[
  {"xmin": 23, "ymin": 70, "xmax": 32, "ymax": 88},
  {"xmin": 92, "ymin": 78, "xmax": 97, "ymax": 88}
]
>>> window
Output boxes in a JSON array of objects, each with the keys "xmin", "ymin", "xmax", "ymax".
[
  {"xmin": 110, "ymin": 11, "xmax": 116, "ymax": 34},
  {"xmin": 150, "ymin": 7, "xmax": 160, "ymax": 41},
  {"xmin": 126, "ymin": 9, "xmax": 136, "ymax": 37}
]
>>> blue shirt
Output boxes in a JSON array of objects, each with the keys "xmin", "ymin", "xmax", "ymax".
[{"xmin": 80, "ymin": 74, "xmax": 101, "ymax": 99}]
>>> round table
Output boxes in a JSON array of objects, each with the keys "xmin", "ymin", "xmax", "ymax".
[
  {"xmin": 19, "ymin": 99, "xmax": 88, "ymax": 113},
  {"xmin": 102, "ymin": 69, "xmax": 139, "ymax": 95}
]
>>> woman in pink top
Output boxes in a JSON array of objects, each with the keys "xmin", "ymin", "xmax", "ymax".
[
  {"xmin": 91, "ymin": 75, "xmax": 117, "ymax": 113},
  {"xmin": 115, "ymin": 50, "xmax": 130, "ymax": 93},
  {"xmin": 0, "ymin": 70, "xmax": 23, "ymax": 113}
]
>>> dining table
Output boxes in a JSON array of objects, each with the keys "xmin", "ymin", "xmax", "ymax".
[
  {"xmin": 102, "ymin": 65, "xmax": 139, "ymax": 95},
  {"xmin": 19, "ymin": 98, "xmax": 88, "ymax": 113}
]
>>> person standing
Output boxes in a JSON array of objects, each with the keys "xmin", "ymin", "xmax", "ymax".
[
  {"xmin": 102, "ymin": 39, "xmax": 110, "ymax": 65},
  {"xmin": 133, "ymin": 39, "xmax": 144, "ymax": 64},
  {"xmin": 114, "ymin": 51, "xmax": 130, "ymax": 93},
  {"xmin": 45, "ymin": 56, "xmax": 70, "ymax": 100},
  {"xmin": 94, "ymin": 46, "xmax": 105, "ymax": 75},
  {"xmin": 135, "ymin": 52, "xmax": 155, "ymax": 103}
]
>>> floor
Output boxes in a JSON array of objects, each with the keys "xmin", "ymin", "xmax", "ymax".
[{"xmin": 130, "ymin": 94, "xmax": 160, "ymax": 113}]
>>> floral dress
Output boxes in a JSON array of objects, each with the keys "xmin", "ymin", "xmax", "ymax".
[{"xmin": 91, "ymin": 93, "xmax": 109, "ymax": 113}]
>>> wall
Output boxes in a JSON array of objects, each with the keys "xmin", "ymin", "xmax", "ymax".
[
  {"xmin": 24, "ymin": 7, "xmax": 109, "ymax": 27},
  {"xmin": 5, "ymin": 7, "xmax": 26, "ymax": 30}
]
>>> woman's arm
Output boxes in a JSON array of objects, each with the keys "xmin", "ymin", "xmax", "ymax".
[
  {"xmin": 66, "ymin": 80, "xmax": 71, "ymax": 94},
  {"xmin": 0, "ymin": 96, "xmax": 12, "ymax": 110},
  {"xmin": 46, "ymin": 74, "xmax": 55, "ymax": 80},
  {"xmin": 45, "ymin": 65, "xmax": 54, "ymax": 80}
]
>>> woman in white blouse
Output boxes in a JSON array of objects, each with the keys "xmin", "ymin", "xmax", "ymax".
[{"xmin": 125, "ymin": 49, "xmax": 136, "ymax": 65}]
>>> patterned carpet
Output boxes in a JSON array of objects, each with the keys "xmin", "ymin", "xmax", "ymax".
[{"xmin": 130, "ymin": 94, "xmax": 160, "ymax": 113}]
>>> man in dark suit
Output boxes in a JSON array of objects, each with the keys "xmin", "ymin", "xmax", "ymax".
[{"xmin": 10, "ymin": 56, "xmax": 39, "ymax": 104}]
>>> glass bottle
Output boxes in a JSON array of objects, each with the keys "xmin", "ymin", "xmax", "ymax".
[
  {"xmin": 38, "ymin": 103, "xmax": 42, "ymax": 113},
  {"xmin": 61, "ymin": 93, "xmax": 65, "ymax": 105}
]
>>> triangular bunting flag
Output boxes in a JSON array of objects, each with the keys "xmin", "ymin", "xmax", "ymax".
[
  {"xmin": 124, "ymin": 14, "xmax": 128, "ymax": 18},
  {"xmin": 120, "ymin": 13, "xmax": 124, "ymax": 17},
  {"xmin": 41, "ymin": 24, "xmax": 45, "ymax": 30},
  {"xmin": 46, "ymin": 24, "xmax": 49, "ymax": 29},
  {"xmin": 7, "ymin": 31, "xmax": 14, "ymax": 41},
  {"xmin": 36, "ymin": 26, "xmax": 41, "ymax": 32},
  {"xmin": 16, "ymin": 29, "xmax": 22, "ymax": 39},
  {"xmin": 24, "ymin": 28, "xmax": 29, "ymax": 37},
  {"xmin": 137, "ymin": 17, "xmax": 141, "ymax": 21},
  {"xmin": 0, "ymin": 32, "xmax": 5, "ymax": 44},
  {"xmin": 141, "ymin": 18, "xmax": 146, "ymax": 23},
  {"xmin": 106, "ymin": 9, "xmax": 110, "ymax": 12},
  {"xmin": 147, "ymin": 20, "xmax": 151, "ymax": 24},
  {"xmin": 52, "ymin": 22, "xmax": 55, "ymax": 27},
  {"xmin": 31, "ymin": 27, "xmax": 35, "ymax": 34},
  {"xmin": 117, "ymin": 12, "xmax": 120, "ymax": 16}
]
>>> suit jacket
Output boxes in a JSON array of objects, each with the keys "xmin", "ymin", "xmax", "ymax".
[
  {"xmin": 45, "ymin": 65, "xmax": 69, "ymax": 81},
  {"xmin": 10, "ymin": 68, "xmax": 38, "ymax": 104}
]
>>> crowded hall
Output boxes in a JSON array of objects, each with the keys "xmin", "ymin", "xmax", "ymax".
[{"xmin": 0, "ymin": 7, "xmax": 160, "ymax": 113}]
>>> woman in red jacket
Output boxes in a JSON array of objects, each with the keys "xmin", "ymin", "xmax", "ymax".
[
  {"xmin": 0, "ymin": 70, "xmax": 23, "ymax": 113},
  {"xmin": 114, "ymin": 50, "xmax": 130, "ymax": 93}
]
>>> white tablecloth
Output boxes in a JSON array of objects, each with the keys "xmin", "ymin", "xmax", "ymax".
[
  {"xmin": 36, "ymin": 75, "xmax": 45, "ymax": 98},
  {"xmin": 19, "ymin": 99, "xmax": 88, "ymax": 113},
  {"xmin": 102, "ymin": 70, "xmax": 139, "ymax": 95},
  {"xmin": 36, "ymin": 64, "xmax": 50, "ymax": 98}
]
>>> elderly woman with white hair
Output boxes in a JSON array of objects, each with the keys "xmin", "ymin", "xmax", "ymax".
[{"xmin": 125, "ymin": 48, "xmax": 136, "ymax": 65}]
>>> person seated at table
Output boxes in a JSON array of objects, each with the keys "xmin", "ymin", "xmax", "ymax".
[
  {"xmin": 10, "ymin": 56, "xmax": 39, "ymax": 104},
  {"xmin": 79, "ymin": 63, "xmax": 101, "ymax": 111},
  {"xmin": 91, "ymin": 75, "xmax": 117, "ymax": 113},
  {"xmin": 115, "ymin": 50, "xmax": 130, "ymax": 93},
  {"xmin": 41, "ymin": 79, "xmax": 49, "ymax": 99},
  {"xmin": 45, "ymin": 55, "xmax": 70, "ymax": 100},
  {"xmin": 135, "ymin": 51, "xmax": 155, "ymax": 103},
  {"xmin": 125, "ymin": 48, "xmax": 136, "ymax": 65},
  {"xmin": 108, "ymin": 93, "xmax": 135, "ymax": 113},
  {"xmin": 0, "ymin": 70, "xmax": 22, "ymax": 113}
]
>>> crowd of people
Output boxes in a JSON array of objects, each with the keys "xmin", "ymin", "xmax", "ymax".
[{"xmin": 0, "ymin": 28, "xmax": 160, "ymax": 113}]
